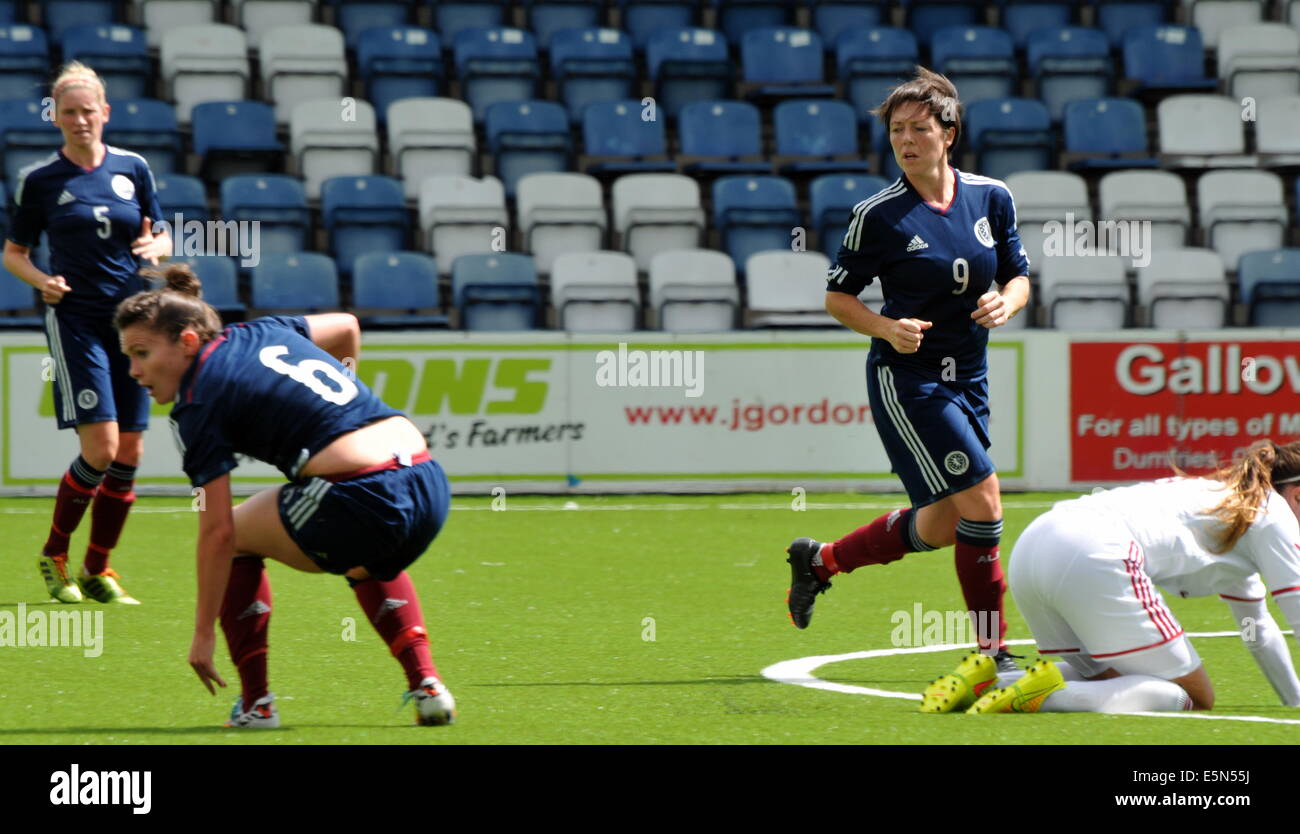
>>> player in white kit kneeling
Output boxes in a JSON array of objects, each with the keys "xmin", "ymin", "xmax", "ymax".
[{"xmin": 921, "ymin": 439, "xmax": 1300, "ymax": 714}]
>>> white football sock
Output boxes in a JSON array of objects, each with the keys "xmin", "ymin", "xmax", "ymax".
[
  {"xmin": 995, "ymin": 662, "xmax": 1085, "ymax": 688},
  {"xmin": 1038, "ymin": 675, "xmax": 1191, "ymax": 713}
]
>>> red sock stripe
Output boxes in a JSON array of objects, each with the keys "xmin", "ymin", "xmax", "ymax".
[
  {"xmin": 96, "ymin": 485, "xmax": 135, "ymax": 501},
  {"xmin": 233, "ymin": 646, "xmax": 269, "ymax": 668},
  {"xmin": 820, "ymin": 542, "xmax": 840, "ymax": 574},
  {"xmin": 389, "ymin": 625, "xmax": 428, "ymax": 659},
  {"xmin": 62, "ymin": 472, "xmax": 97, "ymax": 496}
]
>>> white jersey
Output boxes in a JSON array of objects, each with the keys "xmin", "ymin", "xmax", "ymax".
[{"xmin": 1058, "ymin": 478, "xmax": 1300, "ymax": 601}]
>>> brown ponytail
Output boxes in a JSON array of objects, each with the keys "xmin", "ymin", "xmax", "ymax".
[
  {"xmin": 114, "ymin": 263, "xmax": 222, "ymax": 343},
  {"xmin": 1200, "ymin": 439, "xmax": 1300, "ymax": 553}
]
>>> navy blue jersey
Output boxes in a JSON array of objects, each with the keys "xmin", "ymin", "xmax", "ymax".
[
  {"xmin": 9, "ymin": 146, "xmax": 164, "ymax": 318},
  {"xmin": 170, "ymin": 316, "xmax": 403, "ymax": 487},
  {"xmin": 826, "ymin": 168, "xmax": 1029, "ymax": 382}
]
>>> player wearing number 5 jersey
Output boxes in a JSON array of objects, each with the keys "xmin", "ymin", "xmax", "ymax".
[
  {"xmin": 114, "ymin": 264, "xmax": 456, "ymax": 728},
  {"xmin": 785, "ymin": 68, "xmax": 1031, "ymax": 671}
]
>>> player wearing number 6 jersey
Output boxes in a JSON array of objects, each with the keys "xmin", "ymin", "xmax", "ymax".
[
  {"xmin": 114, "ymin": 264, "xmax": 456, "ymax": 728},
  {"xmin": 785, "ymin": 68, "xmax": 1031, "ymax": 671}
]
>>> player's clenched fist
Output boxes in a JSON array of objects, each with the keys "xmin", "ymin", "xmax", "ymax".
[
  {"xmin": 888, "ymin": 317, "xmax": 932, "ymax": 354},
  {"xmin": 39, "ymin": 274, "xmax": 72, "ymax": 304},
  {"xmin": 971, "ymin": 290, "xmax": 1009, "ymax": 329}
]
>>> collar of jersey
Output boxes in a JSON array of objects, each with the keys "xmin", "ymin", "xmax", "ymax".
[
  {"xmin": 902, "ymin": 164, "xmax": 959, "ymax": 215},
  {"xmin": 178, "ymin": 330, "xmax": 229, "ymax": 404}
]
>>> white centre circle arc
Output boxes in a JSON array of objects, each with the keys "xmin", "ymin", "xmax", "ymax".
[{"xmin": 761, "ymin": 633, "xmax": 1300, "ymax": 726}]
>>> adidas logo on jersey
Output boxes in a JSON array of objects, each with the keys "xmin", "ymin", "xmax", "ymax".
[
  {"xmin": 57, "ymin": 190, "xmax": 75, "ymax": 206},
  {"xmin": 905, "ymin": 235, "xmax": 928, "ymax": 252}
]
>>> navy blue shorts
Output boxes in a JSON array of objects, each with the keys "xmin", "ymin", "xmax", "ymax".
[
  {"xmin": 866, "ymin": 355, "xmax": 995, "ymax": 509},
  {"xmin": 277, "ymin": 454, "xmax": 451, "ymax": 582},
  {"xmin": 44, "ymin": 307, "xmax": 151, "ymax": 432}
]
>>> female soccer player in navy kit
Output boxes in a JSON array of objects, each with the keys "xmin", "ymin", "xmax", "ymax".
[
  {"xmin": 786, "ymin": 68, "xmax": 1031, "ymax": 670},
  {"xmin": 114, "ymin": 264, "xmax": 456, "ymax": 727},
  {"xmin": 3, "ymin": 62, "xmax": 171, "ymax": 605}
]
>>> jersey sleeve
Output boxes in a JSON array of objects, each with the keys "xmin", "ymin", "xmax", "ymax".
[
  {"xmin": 1242, "ymin": 508, "xmax": 1300, "ymax": 603},
  {"xmin": 136, "ymin": 157, "xmax": 163, "ymax": 224},
  {"xmin": 170, "ymin": 407, "xmax": 237, "ymax": 488},
  {"xmin": 258, "ymin": 314, "xmax": 311, "ymax": 340},
  {"xmin": 826, "ymin": 201, "xmax": 886, "ymax": 296},
  {"xmin": 8, "ymin": 167, "xmax": 45, "ymax": 248},
  {"xmin": 991, "ymin": 183, "xmax": 1029, "ymax": 285}
]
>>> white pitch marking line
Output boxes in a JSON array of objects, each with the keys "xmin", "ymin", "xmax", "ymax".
[
  {"xmin": 761, "ymin": 635, "xmax": 1300, "ymax": 725},
  {"xmin": 2, "ymin": 500, "xmax": 1060, "ymax": 514}
]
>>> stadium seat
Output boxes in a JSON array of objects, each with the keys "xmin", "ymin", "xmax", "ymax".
[
  {"xmin": 0, "ymin": 243, "xmax": 41, "ymax": 329},
  {"xmin": 712, "ymin": 175, "xmax": 802, "ymax": 274},
  {"xmin": 1197, "ymin": 170, "xmax": 1287, "ymax": 273},
  {"xmin": 677, "ymin": 100, "xmax": 770, "ymax": 176},
  {"xmin": 648, "ymin": 249, "xmax": 739, "ymax": 331},
  {"xmin": 739, "ymin": 27, "xmax": 835, "ymax": 103},
  {"xmin": 1097, "ymin": 169, "xmax": 1190, "ymax": 252},
  {"xmin": 451, "ymin": 252, "xmax": 540, "ymax": 331},
  {"xmin": 260, "ymin": 25, "xmax": 347, "ymax": 124},
  {"xmin": 1237, "ymin": 249, "xmax": 1300, "ymax": 326},
  {"xmin": 611, "ymin": 173, "xmax": 706, "ymax": 270},
  {"xmin": 192, "ymin": 100, "xmax": 283, "ymax": 181},
  {"xmin": 810, "ymin": 173, "xmax": 890, "ymax": 260},
  {"xmin": 551, "ymin": 251, "xmax": 640, "ymax": 331},
  {"xmin": 772, "ymin": 99, "xmax": 872, "ymax": 177},
  {"xmin": 290, "ymin": 98, "xmax": 379, "ymax": 200},
  {"xmin": 1217, "ymin": 24, "xmax": 1300, "ymax": 101},
  {"xmin": 1255, "ymin": 96, "xmax": 1300, "ymax": 169},
  {"xmin": 484, "ymin": 100, "xmax": 570, "ymax": 198},
  {"xmin": 579, "ymin": 99, "xmax": 677, "ymax": 177},
  {"xmin": 324, "ymin": 0, "xmax": 413, "ymax": 49},
  {"xmin": 60, "ymin": 24, "xmax": 150, "ymax": 100},
  {"xmin": 320, "ymin": 175, "xmax": 409, "ymax": 278},
  {"xmin": 930, "ymin": 26, "xmax": 1018, "ymax": 105},
  {"xmin": 418, "ymin": 174, "xmax": 509, "ymax": 274},
  {"xmin": 715, "ymin": 0, "xmax": 795, "ymax": 45},
  {"xmin": 902, "ymin": 0, "xmax": 980, "ymax": 49},
  {"xmin": 43, "ymin": 1, "xmax": 121, "ymax": 42},
  {"xmin": 810, "ymin": 0, "xmax": 887, "ymax": 44},
  {"xmin": 155, "ymin": 173, "xmax": 209, "ymax": 223},
  {"xmin": 352, "ymin": 251, "xmax": 449, "ymax": 329},
  {"xmin": 1037, "ymin": 254, "xmax": 1130, "ymax": 330},
  {"xmin": 524, "ymin": 0, "xmax": 603, "ymax": 48},
  {"xmin": 250, "ymin": 252, "xmax": 340, "ymax": 313},
  {"xmin": 453, "ymin": 27, "xmax": 541, "ymax": 123},
  {"xmin": 230, "ymin": 0, "xmax": 313, "ymax": 49},
  {"xmin": 1000, "ymin": 0, "xmax": 1076, "ymax": 51},
  {"xmin": 1121, "ymin": 25, "xmax": 1216, "ymax": 103},
  {"xmin": 1189, "ymin": 0, "xmax": 1262, "ymax": 49},
  {"xmin": 963, "ymin": 98, "xmax": 1053, "ymax": 181},
  {"xmin": 220, "ymin": 174, "xmax": 311, "ymax": 256},
  {"xmin": 550, "ymin": 28, "xmax": 635, "ymax": 125},
  {"xmin": 1157, "ymin": 95, "xmax": 1255, "ymax": 168},
  {"xmin": 137, "ymin": 0, "xmax": 216, "ymax": 48},
  {"xmin": 172, "ymin": 255, "xmax": 245, "ymax": 316},
  {"xmin": 357, "ymin": 27, "xmax": 442, "ymax": 125},
  {"xmin": 618, "ymin": 0, "xmax": 695, "ymax": 50},
  {"xmin": 0, "ymin": 99, "xmax": 62, "ymax": 185},
  {"xmin": 515, "ymin": 172, "xmax": 606, "ymax": 275},
  {"xmin": 837, "ymin": 27, "xmax": 918, "ymax": 124},
  {"xmin": 1026, "ymin": 27, "xmax": 1111, "ymax": 122},
  {"xmin": 387, "ymin": 97, "xmax": 476, "ymax": 200},
  {"xmin": 430, "ymin": 0, "xmax": 506, "ymax": 42},
  {"xmin": 159, "ymin": 24, "xmax": 249, "ymax": 123},
  {"xmin": 1136, "ymin": 248, "xmax": 1229, "ymax": 328},
  {"xmin": 0, "ymin": 25, "xmax": 48, "ymax": 101},
  {"xmin": 1094, "ymin": 0, "xmax": 1170, "ymax": 48},
  {"xmin": 645, "ymin": 28, "xmax": 731, "ymax": 121},
  {"xmin": 104, "ymin": 99, "xmax": 181, "ymax": 175},
  {"xmin": 1004, "ymin": 170, "xmax": 1091, "ymax": 274},
  {"xmin": 746, "ymin": 250, "xmax": 837, "ymax": 327},
  {"xmin": 1060, "ymin": 98, "xmax": 1159, "ymax": 172}
]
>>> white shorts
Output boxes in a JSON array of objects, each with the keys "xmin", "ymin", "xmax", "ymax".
[{"xmin": 1009, "ymin": 507, "xmax": 1201, "ymax": 680}]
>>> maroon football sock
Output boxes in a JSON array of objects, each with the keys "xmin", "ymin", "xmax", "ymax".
[
  {"xmin": 220, "ymin": 556, "xmax": 272, "ymax": 711},
  {"xmin": 954, "ymin": 518, "xmax": 1007, "ymax": 652},
  {"xmin": 43, "ymin": 461, "xmax": 104, "ymax": 557},
  {"xmin": 84, "ymin": 463, "xmax": 136, "ymax": 574},
  {"xmin": 352, "ymin": 572, "xmax": 439, "ymax": 690},
  {"xmin": 827, "ymin": 507, "xmax": 916, "ymax": 574}
]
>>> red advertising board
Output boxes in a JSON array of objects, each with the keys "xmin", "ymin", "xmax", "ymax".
[{"xmin": 1071, "ymin": 340, "xmax": 1300, "ymax": 481}]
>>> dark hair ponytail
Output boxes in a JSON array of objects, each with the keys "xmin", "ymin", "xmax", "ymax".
[{"xmin": 114, "ymin": 262, "xmax": 221, "ymax": 343}]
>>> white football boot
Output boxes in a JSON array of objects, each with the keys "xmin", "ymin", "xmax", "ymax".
[
  {"xmin": 225, "ymin": 693, "xmax": 280, "ymax": 728},
  {"xmin": 407, "ymin": 676, "xmax": 456, "ymax": 726}
]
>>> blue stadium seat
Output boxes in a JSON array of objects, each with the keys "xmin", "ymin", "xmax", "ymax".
[
  {"xmin": 192, "ymin": 100, "xmax": 283, "ymax": 181},
  {"xmin": 618, "ymin": 0, "xmax": 696, "ymax": 50},
  {"xmin": 809, "ymin": 1, "xmax": 887, "ymax": 44},
  {"xmin": 837, "ymin": 27, "xmax": 918, "ymax": 123},
  {"xmin": 356, "ymin": 27, "xmax": 442, "ymax": 125},
  {"xmin": 1027, "ymin": 26, "xmax": 1111, "ymax": 122},
  {"xmin": 60, "ymin": 24, "xmax": 150, "ymax": 100},
  {"xmin": 155, "ymin": 173, "xmax": 209, "ymax": 224},
  {"xmin": 810, "ymin": 173, "xmax": 890, "ymax": 260},
  {"xmin": 220, "ymin": 175, "xmax": 311, "ymax": 257},
  {"xmin": 453, "ymin": 27, "xmax": 541, "ymax": 122},
  {"xmin": 0, "ymin": 274, "xmax": 41, "ymax": 329},
  {"xmin": 646, "ymin": 27, "xmax": 731, "ymax": 121},
  {"xmin": 550, "ymin": 28, "xmax": 635, "ymax": 125},
  {"xmin": 429, "ymin": 0, "xmax": 506, "ymax": 41},
  {"xmin": 326, "ymin": 0, "xmax": 413, "ymax": 48},
  {"xmin": 524, "ymin": 0, "xmax": 603, "ymax": 48},
  {"xmin": 485, "ymin": 100, "xmax": 571, "ymax": 198},
  {"xmin": 1093, "ymin": 0, "xmax": 1171, "ymax": 48},
  {"xmin": 320, "ymin": 175, "xmax": 410, "ymax": 278},
  {"xmin": 964, "ymin": 98, "xmax": 1054, "ymax": 180},
  {"xmin": 0, "ymin": 99, "xmax": 62, "ymax": 185},
  {"xmin": 251, "ymin": 253, "xmax": 340, "ymax": 313},
  {"xmin": 580, "ymin": 99, "xmax": 677, "ymax": 177},
  {"xmin": 715, "ymin": 0, "xmax": 795, "ymax": 45},
  {"xmin": 0, "ymin": 2, "xmax": 15, "ymax": 23},
  {"xmin": 44, "ymin": 1, "xmax": 121, "ymax": 41},
  {"xmin": 931, "ymin": 26, "xmax": 1018, "ymax": 105},
  {"xmin": 677, "ymin": 100, "xmax": 770, "ymax": 175},
  {"xmin": 902, "ymin": 0, "xmax": 980, "ymax": 49},
  {"xmin": 863, "ymin": 113, "xmax": 903, "ymax": 179},
  {"xmin": 1238, "ymin": 249, "xmax": 1300, "ymax": 326},
  {"xmin": 0, "ymin": 25, "xmax": 49, "ymax": 100},
  {"xmin": 1121, "ymin": 26, "xmax": 1217, "ymax": 97},
  {"xmin": 1061, "ymin": 97, "xmax": 1159, "ymax": 171},
  {"xmin": 104, "ymin": 98, "xmax": 181, "ymax": 174},
  {"xmin": 172, "ymin": 255, "xmax": 244, "ymax": 317},
  {"xmin": 740, "ymin": 27, "xmax": 835, "ymax": 103},
  {"xmin": 712, "ymin": 175, "xmax": 802, "ymax": 274},
  {"xmin": 998, "ymin": 0, "xmax": 1076, "ymax": 50},
  {"xmin": 353, "ymin": 251, "xmax": 449, "ymax": 329},
  {"xmin": 451, "ymin": 252, "xmax": 541, "ymax": 331},
  {"xmin": 772, "ymin": 98, "xmax": 872, "ymax": 175}
]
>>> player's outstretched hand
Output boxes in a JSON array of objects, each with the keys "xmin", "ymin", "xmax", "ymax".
[
  {"xmin": 39, "ymin": 274, "xmax": 71, "ymax": 304},
  {"xmin": 189, "ymin": 630, "xmax": 228, "ymax": 696},
  {"xmin": 972, "ymin": 290, "xmax": 1010, "ymax": 328},
  {"xmin": 131, "ymin": 217, "xmax": 169, "ymax": 265},
  {"xmin": 888, "ymin": 318, "xmax": 932, "ymax": 354}
]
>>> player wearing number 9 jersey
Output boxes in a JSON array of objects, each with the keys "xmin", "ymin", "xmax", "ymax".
[
  {"xmin": 114, "ymin": 264, "xmax": 456, "ymax": 728},
  {"xmin": 785, "ymin": 68, "xmax": 1031, "ymax": 671}
]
